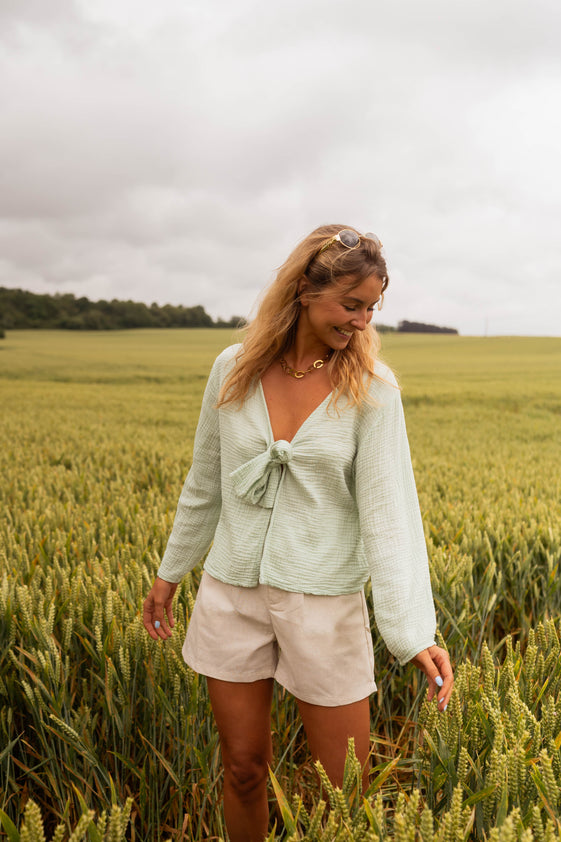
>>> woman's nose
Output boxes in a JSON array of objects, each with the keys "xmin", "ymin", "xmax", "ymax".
[{"xmin": 350, "ymin": 311, "xmax": 368, "ymax": 330}]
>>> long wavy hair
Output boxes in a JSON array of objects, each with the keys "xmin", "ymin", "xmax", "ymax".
[{"xmin": 217, "ymin": 224, "xmax": 390, "ymax": 409}]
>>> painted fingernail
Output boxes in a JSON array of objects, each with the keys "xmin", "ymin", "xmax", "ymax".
[
  {"xmin": 435, "ymin": 676, "xmax": 443, "ymax": 687},
  {"xmin": 444, "ymin": 704, "xmax": 448, "ymax": 711},
  {"xmin": 438, "ymin": 697, "xmax": 445, "ymax": 705},
  {"xmin": 154, "ymin": 620, "xmax": 161, "ymax": 629}
]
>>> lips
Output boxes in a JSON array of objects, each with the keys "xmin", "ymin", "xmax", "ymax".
[{"xmin": 335, "ymin": 327, "xmax": 353, "ymax": 338}]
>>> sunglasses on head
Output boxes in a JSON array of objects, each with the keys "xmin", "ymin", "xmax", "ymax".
[{"xmin": 318, "ymin": 229, "xmax": 383, "ymax": 255}]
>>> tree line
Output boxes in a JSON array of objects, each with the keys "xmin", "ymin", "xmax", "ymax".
[
  {"xmin": 397, "ymin": 320, "xmax": 458, "ymax": 334},
  {"xmin": 0, "ymin": 288, "xmax": 458, "ymax": 335},
  {"xmin": 0, "ymin": 288, "xmax": 245, "ymax": 331}
]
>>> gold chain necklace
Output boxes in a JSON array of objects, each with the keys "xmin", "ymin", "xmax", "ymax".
[{"xmin": 279, "ymin": 352, "xmax": 330, "ymax": 379}]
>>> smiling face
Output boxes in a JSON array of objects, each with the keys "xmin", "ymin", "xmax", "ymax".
[{"xmin": 298, "ymin": 273, "xmax": 385, "ymax": 352}]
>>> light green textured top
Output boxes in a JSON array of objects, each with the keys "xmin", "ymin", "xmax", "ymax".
[{"xmin": 158, "ymin": 344, "xmax": 436, "ymax": 665}]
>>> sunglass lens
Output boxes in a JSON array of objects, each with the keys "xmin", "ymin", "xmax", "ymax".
[
  {"xmin": 338, "ymin": 229, "xmax": 360, "ymax": 248},
  {"xmin": 364, "ymin": 232, "xmax": 382, "ymax": 248}
]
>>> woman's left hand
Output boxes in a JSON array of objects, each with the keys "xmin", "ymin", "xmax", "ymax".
[{"xmin": 411, "ymin": 645, "xmax": 454, "ymax": 712}]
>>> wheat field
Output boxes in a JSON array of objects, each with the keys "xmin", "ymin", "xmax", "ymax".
[{"xmin": 1, "ymin": 329, "xmax": 560, "ymax": 841}]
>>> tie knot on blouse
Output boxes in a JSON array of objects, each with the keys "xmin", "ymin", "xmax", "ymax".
[
  {"xmin": 270, "ymin": 440, "xmax": 293, "ymax": 463},
  {"xmin": 230, "ymin": 439, "xmax": 294, "ymax": 507}
]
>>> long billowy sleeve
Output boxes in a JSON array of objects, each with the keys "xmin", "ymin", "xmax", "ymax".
[
  {"xmin": 157, "ymin": 359, "xmax": 222, "ymax": 583},
  {"xmin": 355, "ymin": 386, "xmax": 436, "ymax": 665}
]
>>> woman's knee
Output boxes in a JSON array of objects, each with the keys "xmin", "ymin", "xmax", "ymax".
[{"xmin": 224, "ymin": 754, "xmax": 269, "ymax": 802}]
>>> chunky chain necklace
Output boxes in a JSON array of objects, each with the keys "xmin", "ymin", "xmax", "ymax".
[{"xmin": 279, "ymin": 352, "xmax": 330, "ymax": 379}]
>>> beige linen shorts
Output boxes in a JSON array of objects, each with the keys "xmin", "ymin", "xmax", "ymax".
[{"xmin": 183, "ymin": 572, "xmax": 376, "ymax": 707}]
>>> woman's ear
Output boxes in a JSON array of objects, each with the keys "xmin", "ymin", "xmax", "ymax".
[{"xmin": 298, "ymin": 277, "xmax": 310, "ymax": 306}]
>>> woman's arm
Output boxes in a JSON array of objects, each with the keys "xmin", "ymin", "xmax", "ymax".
[
  {"xmin": 156, "ymin": 355, "xmax": 224, "ymax": 583},
  {"xmin": 355, "ymin": 384, "xmax": 438, "ymax": 665},
  {"xmin": 355, "ymin": 388, "xmax": 454, "ymax": 706}
]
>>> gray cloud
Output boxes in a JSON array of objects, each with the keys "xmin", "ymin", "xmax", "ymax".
[{"xmin": 0, "ymin": 0, "xmax": 560, "ymax": 335}]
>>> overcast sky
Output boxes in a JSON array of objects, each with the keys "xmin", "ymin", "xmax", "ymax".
[{"xmin": 1, "ymin": 0, "xmax": 560, "ymax": 335}]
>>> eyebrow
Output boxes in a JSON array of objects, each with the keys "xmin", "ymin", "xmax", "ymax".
[{"xmin": 343, "ymin": 295, "xmax": 380, "ymax": 306}]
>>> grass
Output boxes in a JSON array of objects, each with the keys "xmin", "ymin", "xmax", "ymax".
[{"xmin": 1, "ymin": 329, "xmax": 560, "ymax": 840}]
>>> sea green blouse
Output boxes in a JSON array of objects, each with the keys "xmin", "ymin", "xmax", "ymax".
[{"xmin": 157, "ymin": 344, "xmax": 436, "ymax": 665}]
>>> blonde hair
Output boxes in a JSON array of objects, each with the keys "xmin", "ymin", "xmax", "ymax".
[{"xmin": 218, "ymin": 224, "xmax": 389, "ymax": 409}]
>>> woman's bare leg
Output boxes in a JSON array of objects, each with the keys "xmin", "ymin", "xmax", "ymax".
[
  {"xmin": 296, "ymin": 696, "xmax": 371, "ymax": 791},
  {"xmin": 207, "ymin": 677, "xmax": 274, "ymax": 842}
]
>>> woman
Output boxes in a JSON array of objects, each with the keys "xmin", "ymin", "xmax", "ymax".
[{"xmin": 143, "ymin": 224, "xmax": 453, "ymax": 842}]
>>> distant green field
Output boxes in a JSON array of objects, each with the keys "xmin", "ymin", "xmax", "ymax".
[{"xmin": 1, "ymin": 329, "xmax": 560, "ymax": 840}]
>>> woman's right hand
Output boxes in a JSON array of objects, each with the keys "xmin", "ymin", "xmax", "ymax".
[{"xmin": 143, "ymin": 576, "xmax": 178, "ymax": 640}]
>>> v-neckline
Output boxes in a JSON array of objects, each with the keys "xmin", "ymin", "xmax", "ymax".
[{"xmin": 258, "ymin": 381, "xmax": 332, "ymax": 444}]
